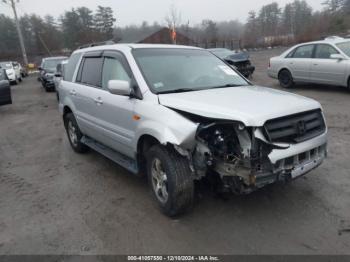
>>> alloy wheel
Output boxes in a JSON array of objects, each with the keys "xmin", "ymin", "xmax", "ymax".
[{"xmin": 151, "ymin": 158, "xmax": 169, "ymax": 204}]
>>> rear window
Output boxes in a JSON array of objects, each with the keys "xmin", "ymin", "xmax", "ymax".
[
  {"xmin": 64, "ymin": 53, "xmax": 82, "ymax": 82},
  {"xmin": 292, "ymin": 45, "xmax": 314, "ymax": 58},
  {"xmin": 78, "ymin": 57, "xmax": 103, "ymax": 87}
]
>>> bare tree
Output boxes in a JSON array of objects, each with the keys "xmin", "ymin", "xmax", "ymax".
[{"xmin": 165, "ymin": 4, "xmax": 182, "ymax": 30}]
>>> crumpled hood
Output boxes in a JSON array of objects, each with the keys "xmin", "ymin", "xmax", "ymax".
[{"xmin": 158, "ymin": 86, "xmax": 322, "ymax": 126}]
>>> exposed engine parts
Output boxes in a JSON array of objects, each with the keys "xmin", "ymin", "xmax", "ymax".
[
  {"xmin": 190, "ymin": 121, "xmax": 279, "ymax": 194},
  {"xmin": 200, "ymin": 124, "xmax": 242, "ymax": 162},
  {"xmin": 192, "ymin": 122, "xmax": 254, "ymax": 191}
]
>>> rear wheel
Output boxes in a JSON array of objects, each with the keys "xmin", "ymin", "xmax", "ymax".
[
  {"xmin": 64, "ymin": 113, "xmax": 89, "ymax": 153},
  {"xmin": 146, "ymin": 145, "xmax": 194, "ymax": 217},
  {"xmin": 278, "ymin": 69, "xmax": 294, "ymax": 89}
]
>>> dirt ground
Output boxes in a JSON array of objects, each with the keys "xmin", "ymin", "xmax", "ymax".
[{"xmin": 0, "ymin": 48, "xmax": 350, "ymax": 255}]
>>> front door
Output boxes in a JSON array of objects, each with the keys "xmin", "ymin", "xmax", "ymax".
[
  {"xmin": 91, "ymin": 51, "xmax": 137, "ymax": 158},
  {"xmin": 310, "ymin": 44, "xmax": 347, "ymax": 85}
]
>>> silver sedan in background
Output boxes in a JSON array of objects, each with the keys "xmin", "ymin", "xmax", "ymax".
[{"xmin": 268, "ymin": 37, "xmax": 350, "ymax": 90}]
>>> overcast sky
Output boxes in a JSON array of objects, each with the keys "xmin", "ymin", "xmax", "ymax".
[{"xmin": 1, "ymin": 0, "xmax": 324, "ymax": 26}]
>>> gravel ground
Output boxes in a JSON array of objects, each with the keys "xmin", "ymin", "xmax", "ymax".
[{"xmin": 0, "ymin": 48, "xmax": 350, "ymax": 255}]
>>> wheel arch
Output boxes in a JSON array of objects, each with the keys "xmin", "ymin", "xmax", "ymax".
[
  {"xmin": 136, "ymin": 134, "xmax": 161, "ymax": 175},
  {"xmin": 137, "ymin": 134, "xmax": 161, "ymax": 156},
  {"xmin": 63, "ymin": 105, "xmax": 72, "ymax": 117},
  {"xmin": 278, "ymin": 67, "xmax": 292, "ymax": 78}
]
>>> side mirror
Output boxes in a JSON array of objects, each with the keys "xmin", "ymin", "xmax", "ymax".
[
  {"xmin": 108, "ymin": 80, "xmax": 132, "ymax": 96},
  {"xmin": 38, "ymin": 67, "xmax": 43, "ymax": 71},
  {"xmin": 330, "ymin": 54, "xmax": 345, "ymax": 60}
]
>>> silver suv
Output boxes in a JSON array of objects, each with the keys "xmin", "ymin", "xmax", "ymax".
[{"xmin": 59, "ymin": 43, "xmax": 328, "ymax": 216}]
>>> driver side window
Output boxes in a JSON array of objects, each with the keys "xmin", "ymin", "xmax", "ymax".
[
  {"xmin": 102, "ymin": 57, "xmax": 131, "ymax": 90},
  {"xmin": 315, "ymin": 44, "xmax": 339, "ymax": 59}
]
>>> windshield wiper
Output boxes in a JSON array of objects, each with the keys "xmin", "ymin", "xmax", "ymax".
[
  {"xmin": 207, "ymin": 83, "xmax": 243, "ymax": 90},
  {"xmin": 157, "ymin": 88, "xmax": 197, "ymax": 94}
]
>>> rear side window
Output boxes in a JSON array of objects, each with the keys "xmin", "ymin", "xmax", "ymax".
[
  {"xmin": 78, "ymin": 57, "xmax": 103, "ymax": 87},
  {"xmin": 292, "ymin": 45, "xmax": 314, "ymax": 58},
  {"xmin": 64, "ymin": 53, "xmax": 82, "ymax": 82}
]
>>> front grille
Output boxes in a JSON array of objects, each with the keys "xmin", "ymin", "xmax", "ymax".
[{"xmin": 264, "ymin": 109, "xmax": 326, "ymax": 143}]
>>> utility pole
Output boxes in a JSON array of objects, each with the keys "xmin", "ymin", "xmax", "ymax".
[{"xmin": 6, "ymin": 0, "xmax": 28, "ymax": 65}]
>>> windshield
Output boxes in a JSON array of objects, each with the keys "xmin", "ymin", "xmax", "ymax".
[
  {"xmin": 133, "ymin": 48, "xmax": 249, "ymax": 94},
  {"xmin": 0, "ymin": 62, "xmax": 13, "ymax": 69},
  {"xmin": 42, "ymin": 59, "xmax": 65, "ymax": 70},
  {"xmin": 336, "ymin": 41, "xmax": 350, "ymax": 57}
]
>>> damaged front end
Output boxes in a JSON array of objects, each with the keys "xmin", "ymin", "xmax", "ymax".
[
  {"xmin": 191, "ymin": 121, "xmax": 274, "ymax": 194},
  {"xmin": 185, "ymin": 119, "xmax": 326, "ymax": 195}
]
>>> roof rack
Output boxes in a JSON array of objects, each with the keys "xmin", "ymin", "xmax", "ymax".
[{"xmin": 78, "ymin": 40, "xmax": 115, "ymax": 49}]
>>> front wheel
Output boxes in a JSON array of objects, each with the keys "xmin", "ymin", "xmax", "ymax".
[
  {"xmin": 278, "ymin": 69, "xmax": 294, "ymax": 89},
  {"xmin": 64, "ymin": 113, "xmax": 89, "ymax": 153},
  {"xmin": 146, "ymin": 145, "xmax": 194, "ymax": 217}
]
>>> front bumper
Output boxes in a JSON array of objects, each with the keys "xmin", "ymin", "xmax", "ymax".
[
  {"xmin": 7, "ymin": 75, "xmax": 16, "ymax": 81},
  {"xmin": 254, "ymin": 143, "xmax": 327, "ymax": 188},
  {"xmin": 252, "ymin": 132, "xmax": 328, "ymax": 189},
  {"xmin": 42, "ymin": 78, "xmax": 55, "ymax": 89},
  {"xmin": 237, "ymin": 65, "xmax": 255, "ymax": 77}
]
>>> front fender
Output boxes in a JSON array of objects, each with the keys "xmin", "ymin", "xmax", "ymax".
[{"xmin": 133, "ymin": 103, "xmax": 198, "ymax": 151}]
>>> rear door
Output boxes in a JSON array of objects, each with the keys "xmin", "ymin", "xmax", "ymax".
[
  {"xmin": 286, "ymin": 44, "xmax": 315, "ymax": 81},
  {"xmin": 0, "ymin": 69, "xmax": 12, "ymax": 106},
  {"xmin": 73, "ymin": 52, "xmax": 105, "ymax": 142},
  {"xmin": 310, "ymin": 44, "xmax": 347, "ymax": 85}
]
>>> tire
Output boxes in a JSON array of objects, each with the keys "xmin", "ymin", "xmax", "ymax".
[
  {"xmin": 278, "ymin": 69, "xmax": 294, "ymax": 89},
  {"xmin": 347, "ymin": 77, "xmax": 350, "ymax": 91},
  {"xmin": 64, "ymin": 113, "xmax": 89, "ymax": 154},
  {"xmin": 19, "ymin": 77, "xmax": 22, "ymax": 82},
  {"xmin": 146, "ymin": 145, "xmax": 194, "ymax": 217}
]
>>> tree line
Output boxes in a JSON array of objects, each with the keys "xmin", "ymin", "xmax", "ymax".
[
  {"xmin": 0, "ymin": 0, "xmax": 349, "ymax": 62},
  {"xmin": 0, "ymin": 6, "xmax": 116, "ymax": 60},
  {"xmin": 244, "ymin": 0, "xmax": 350, "ymax": 47}
]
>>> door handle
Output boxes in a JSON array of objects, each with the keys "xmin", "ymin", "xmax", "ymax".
[
  {"xmin": 94, "ymin": 97, "xmax": 103, "ymax": 105},
  {"xmin": 313, "ymin": 63, "xmax": 318, "ymax": 66},
  {"xmin": 69, "ymin": 90, "xmax": 77, "ymax": 96}
]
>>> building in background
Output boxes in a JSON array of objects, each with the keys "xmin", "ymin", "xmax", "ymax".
[{"xmin": 119, "ymin": 27, "xmax": 194, "ymax": 45}]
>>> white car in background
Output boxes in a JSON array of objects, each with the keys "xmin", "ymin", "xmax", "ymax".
[
  {"xmin": 0, "ymin": 61, "xmax": 22, "ymax": 84},
  {"xmin": 268, "ymin": 37, "xmax": 350, "ymax": 90}
]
